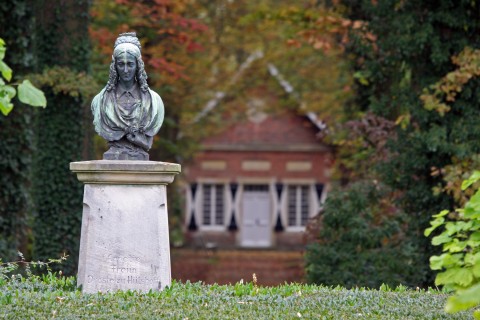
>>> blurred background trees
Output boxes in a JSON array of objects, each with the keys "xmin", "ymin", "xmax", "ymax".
[
  {"xmin": 304, "ymin": 0, "xmax": 480, "ymax": 287},
  {"xmin": 1, "ymin": 0, "xmax": 480, "ymax": 287},
  {"xmin": 89, "ymin": 0, "xmax": 352, "ymax": 162}
]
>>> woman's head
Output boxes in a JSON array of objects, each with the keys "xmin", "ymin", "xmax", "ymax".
[{"xmin": 106, "ymin": 32, "xmax": 148, "ymax": 92}]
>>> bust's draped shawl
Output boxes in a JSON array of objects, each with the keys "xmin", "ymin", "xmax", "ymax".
[{"xmin": 91, "ymin": 87, "xmax": 164, "ymax": 143}]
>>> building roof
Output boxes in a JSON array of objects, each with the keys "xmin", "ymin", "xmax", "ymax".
[
  {"xmin": 190, "ymin": 51, "xmax": 327, "ymax": 135},
  {"xmin": 202, "ymin": 111, "xmax": 328, "ymax": 152}
]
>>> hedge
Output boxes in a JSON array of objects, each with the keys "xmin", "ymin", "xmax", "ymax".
[{"xmin": 0, "ymin": 273, "xmax": 473, "ymax": 319}]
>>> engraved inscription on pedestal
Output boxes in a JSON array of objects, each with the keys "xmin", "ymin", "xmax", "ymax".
[
  {"xmin": 77, "ymin": 183, "xmax": 171, "ymax": 293},
  {"xmin": 85, "ymin": 253, "xmax": 162, "ymax": 291}
]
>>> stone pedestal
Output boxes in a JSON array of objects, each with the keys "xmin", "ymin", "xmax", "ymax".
[{"xmin": 70, "ymin": 160, "xmax": 181, "ymax": 293}]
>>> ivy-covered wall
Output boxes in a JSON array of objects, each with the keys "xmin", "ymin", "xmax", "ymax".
[
  {"xmin": 31, "ymin": 90, "xmax": 85, "ymax": 274},
  {"xmin": 0, "ymin": 0, "xmax": 36, "ymax": 261},
  {"xmin": 0, "ymin": 0, "xmax": 98, "ymax": 275},
  {"xmin": 30, "ymin": 0, "xmax": 92, "ymax": 275},
  {"xmin": 34, "ymin": 0, "xmax": 91, "ymax": 72}
]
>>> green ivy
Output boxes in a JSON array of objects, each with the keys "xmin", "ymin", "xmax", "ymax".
[
  {"xmin": 0, "ymin": 0, "xmax": 36, "ymax": 261},
  {"xmin": 28, "ymin": 67, "xmax": 98, "ymax": 276},
  {"xmin": 0, "ymin": 0, "xmax": 94, "ymax": 275},
  {"xmin": 30, "ymin": 87, "xmax": 86, "ymax": 275},
  {"xmin": 26, "ymin": 0, "xmax": 93, "ymax": 276}
]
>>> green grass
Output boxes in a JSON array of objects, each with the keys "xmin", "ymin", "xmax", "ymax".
[{"xmin": 0, "ymin": 273, "xmax": 475, "ymax": 319}]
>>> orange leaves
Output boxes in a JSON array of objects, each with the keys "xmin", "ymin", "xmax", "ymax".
[
  {"xmin": 286, "ymin": 39, "xmax": 302, "ymax": 48},
  {"xmin": 288, "ymin": 8, "xmax": 375, "ymax": 55},
  {"xmin": 89, "ymin": 27, "xmax": 118, "ymax": 57},
  {"xmin": 297, "ymin": 28, "xmax": 335, "ymax": 52},
  {"xmin": 312, "ymin": 37, "xmax": 332, "ymax": 51},
  {"xmin": 421, "ymin": 47, "xmax": 480, "ymax": 116}
]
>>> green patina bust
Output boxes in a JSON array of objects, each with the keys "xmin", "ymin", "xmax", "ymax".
[{"xmin": 92, "ymin": 32, "xmax": 164, "ymax": 160}]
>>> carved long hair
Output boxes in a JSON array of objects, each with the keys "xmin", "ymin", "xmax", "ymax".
[{"xmin": 105, "ymin": 54, "xmax": 149, "ymax": 92}]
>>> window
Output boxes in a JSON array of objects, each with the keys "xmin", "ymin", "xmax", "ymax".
[
  {"xmin": 202, "ymin": 184, "xmax": 225, "ymax": 226},
  {"xmin": 287, "ymin": 185, "xmax": 310, "ymax": 227}
]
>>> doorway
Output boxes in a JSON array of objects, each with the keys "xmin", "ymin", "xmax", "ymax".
[{"xmin": 240, "ymin": 185, "xmax": 272, "ymax": 247}]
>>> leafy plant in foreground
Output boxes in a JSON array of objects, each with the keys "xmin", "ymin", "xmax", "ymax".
[
  {"xmin": 425, "ymin": 171, "xmax": 480, "ymax": 318},
  {"xmin": 0, "ymin": 37, "xmax": 46, "ymax": 116}
]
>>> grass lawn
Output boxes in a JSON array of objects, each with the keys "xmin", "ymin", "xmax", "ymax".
[{"xmin": 0, "ymin": 273, "xmax": 474, "ymax": 319}]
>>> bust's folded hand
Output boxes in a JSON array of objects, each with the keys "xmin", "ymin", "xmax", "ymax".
[
  {"xmin": 126, "ymin": 132, "xmax": 150, "ymax": 151},
  {"xmin": 126, "ymin": 133, "xmax": 135, "ymax": 142},
  {"xmin": 125, "ymin": 126, "xmax": 139, "ymax": 135}
]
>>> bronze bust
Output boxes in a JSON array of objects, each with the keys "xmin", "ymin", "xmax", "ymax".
[{"xmin": 91, "ymin": 32, "xmax": 164, "ymax": 160}]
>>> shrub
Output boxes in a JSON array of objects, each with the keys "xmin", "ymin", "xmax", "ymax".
[
  {"xmin": 0, "ymin": 276, "xmax": 471, "ymax": 319},
  {"xmin": 305, "ymin": 181, "xmax": 426, "ymax": 288}
]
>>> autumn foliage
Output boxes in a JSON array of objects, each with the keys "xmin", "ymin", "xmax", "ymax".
[{"xmin": 90, "ymin": 0, "xmax": 208, "ymax": 83}]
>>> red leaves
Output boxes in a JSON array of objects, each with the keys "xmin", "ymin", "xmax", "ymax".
[
  {"xmin": 89, "ymin": 27, "xmax": 118, "ymax": 56},
  {"xmin": 148, "ymin": 57, "xmax": 189, "ymax": 80},
  {"xmin": 91, "ymin": 0, "xmax": 208, "ymax": 85}
]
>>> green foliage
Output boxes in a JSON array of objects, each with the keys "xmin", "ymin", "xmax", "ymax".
[
  {"xmin": 305, "ymin": 181, "xmax": 426, "ymax": 288},
  {"xmin": 0, "ymin": 274, "xmax": 472, "ymax": 319},
  {"xmin": 34, "ymin": 0, "xmax": 91, "ymax": 73},
  {"xmin": 421, "ymin": 47, "xmax": 480, "ymax": 116},
  {"xmin": 426, "ymin": 172, "xmax": 480, "ymax": 317},
  {"xmin": 30, "ymin": 87, "xmax": 86, "ymax": 276},
  {"xmin": 0, "ymin": 252, "xmax": 69, "ymax": 284},
  {"xmin": 26, "ymin": 0, "xmax": 94, "ymax": 276},
  {"xmin": 17, "ymin": 80, "xmax": 46, "ymax": 108},
  {"xmin": 0, "ymin": 255, "xmax": 76, "ymax": 300},
  {"xmin": 0, "ymin": 38, "xmax": 46, "ymax": 116},
  {"xmin": 338, "ymin": 0, "xmax": 480, "ymax": 286},
  {"xmin": 29, "ymin": 66, "xmax": 99, "ymax": 100},
  {"xmin": 0, "ymin": 0, "xmax": 36, "ymax": 262},
  {"xmin": 0, "ymin": 0, "xmax": 101, "ymax": 277},
  {"xmin": 24, "ymin": 67, "xmax": 98, "ymax": 276}
]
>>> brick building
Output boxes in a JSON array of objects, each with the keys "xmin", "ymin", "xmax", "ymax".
[{"xmin": 182, "ymin": 110, "xmax": 333, "ymax": 249}]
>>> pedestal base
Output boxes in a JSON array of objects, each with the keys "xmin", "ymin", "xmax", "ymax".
[{"xmin": 70, "ymin": 160, "xmax": 181, "ymax": 293}]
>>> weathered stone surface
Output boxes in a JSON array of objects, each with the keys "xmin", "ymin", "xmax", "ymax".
[
  {"xmin": 70, "ymin": 160, "xmax": 181, "ymax": 185},
  {"xmin": 103, "ymin": 146, "xmax": 149, "ymax": 161},
  {"xmin": 71, "ymin": 160, "xmax": 180, "ymax": 293}
]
